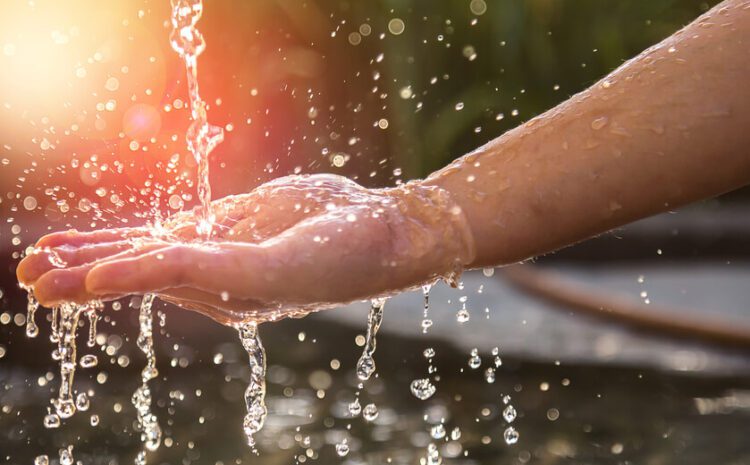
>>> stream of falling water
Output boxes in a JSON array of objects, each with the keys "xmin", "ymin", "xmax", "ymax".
[
  {"xmin": 132, "ymin": 294, "xmax": 162, "ymax": 465},
  {"xmin": 52, "ymin": 303, "xmax": 85, "ymax": 421},
  {"xmin": 237, "ymin": 321, "xmax": 267, "ymax": 451},
  {"xmin": 169, "ymin": 0, "xmax": 224, "ymax": 239},
  {"xmin": 355, "ymin": 298, "xmax": 387, "ymax": 382}
]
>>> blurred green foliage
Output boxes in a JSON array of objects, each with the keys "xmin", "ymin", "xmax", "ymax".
[{"xmin": 346, "ymin": 0, "xmax": 721, "ymax": 177}]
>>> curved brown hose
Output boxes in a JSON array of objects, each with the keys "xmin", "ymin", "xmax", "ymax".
[{"xmin": 502, "ymin": 265, "xmax": 750, "ymax": 350}]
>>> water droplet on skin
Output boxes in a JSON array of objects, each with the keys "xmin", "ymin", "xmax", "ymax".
[
  {"xmin": 591, "ymin": 116, "xmax": 609, "ymax": 130},
  {"xmin": 363, "ymin": 403, "xmax": 379, "ymax": 421},
  {"xmin": 503, "ymin": 405, "xmax": 517, "ymax": 423},
  {"xmin": 504, "ymin": 426, "xmax": 520, "ymax": 445},
  {"xmin": 410, "ymin": 378, "xmax": 437, "ymax": 400}
]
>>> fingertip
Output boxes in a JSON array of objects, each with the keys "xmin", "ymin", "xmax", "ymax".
[
  {"xmin": 35, "ymin": 230, "xmax": 78, "ymax": 249},
  {"xmin": 33, "ymin": 270, "xmax": 75, "ymax": 307},
  {"xmin": 16, "ymin": 250, "xmax": 61, "ymax": 286}
]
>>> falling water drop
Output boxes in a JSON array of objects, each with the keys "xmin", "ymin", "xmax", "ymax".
[
  {"xmin": 421, "ymin": 284, "xmax": 432, "ymax": 333},
  {"xmin": 363, "ymin": 403, "xmax": 379, "ymax": 421},
  {"xmin": 504, "ymin": 426, "xmax": 519, "ymax": 445},
  {"xmin": 80, "ymin": 354, "xmax": 98, "ymax": 368},
  {"xmin": 53, "ymin": 303, "xmax": 84, "ymax": 419},
  {"xmin": 237, "ymin": 321, "xmax": 267, "ymax": 450},
  {"xmin": 25, "ymin": 289, "xmax": 39, "ymax": 338},
  {"xmin": 503, "ymin": 405, "xmax": 517, "ymax": 423},
  {"xmin": 410, "ymin": 378, "xmax": 437, "ymax": 400},
  {"xmin": 87, "ymin": 308, "xmax": 99, "ymax": 347},
  {"xmin": 335, "ymin": 440, "xmax": 350, "ymax": 457},
  {"xmin": 356, "ymin": 298, "xmax": 386, "ymax": 381},
  {"xmin": 348, "ymin": 398, "xmax": 362, "ymax": 417},
  {"xmin": 43, "ymin": 410, "xmax": 61, "ymax": 429},
  {"xmin": 132, "ymin": 294, "xmax": 162, "ymax": 463},
  {"xmin": 426, "ymin": 443, "xmax": 442, "ymax": 465},
  {"xmin": 58, "ymin": 445, "xmax": 74, "ymax": 465},
  {"xmin": 468, "ymin": 348, "xmax": 481, "ymax": 369}
]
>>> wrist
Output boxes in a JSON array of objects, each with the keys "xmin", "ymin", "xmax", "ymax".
[{"xmin": 384, "ymin": 181, "xmax": 477, "ymax": 285}]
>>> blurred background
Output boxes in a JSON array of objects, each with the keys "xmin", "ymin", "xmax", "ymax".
[{"xmin": 2, "ymin": 0, "xmax": 750, "ymax": 464}]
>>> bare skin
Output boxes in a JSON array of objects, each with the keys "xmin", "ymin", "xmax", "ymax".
[{"xmin": 17, "ymin": 0, "xmax": 750, "ymax": 324}]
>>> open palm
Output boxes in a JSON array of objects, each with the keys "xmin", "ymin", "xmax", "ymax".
[{"xmin": 17, "ymin": 174, "xmax": 474, "ymax": 324}]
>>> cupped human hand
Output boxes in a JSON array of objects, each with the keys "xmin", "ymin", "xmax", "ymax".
[{"xmin": 16, "ymin": 174, "xmax": 475, "ymax": 324}]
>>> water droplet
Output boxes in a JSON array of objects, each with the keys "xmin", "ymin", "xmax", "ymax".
[
  {"xmin": 504, "ymin": 426, "xmax": 519, "ymax": 445},
  {"xmin": 80, "ymin": 354, "xmax": 98, "ymax": 368},
  {"xmin": 456, "ymin": 308, "xmax": 470, "ymax": 323},
  {"xmin": 388, "ymin": 18, "xmax": 405, "ymax": 35},
  {"xmin": 335, "ymin": 441, "xmax": 350, "ymax": 457},
  {"xmin": 485, "ymin": 367, "xmax": 496, "ymax": 383},
  {"xmin": 75, "ymin": 392, "xmax": 90, "ymax": 411},
  {"xmin": 58, "ymin": 445, "xmax": 74, "ymax": 465},
  {"xmin": 43, "ymin": 412, "xmax": 61, "ymax": 429},
  {"xmin": 503, "ymin": 405, "xmax": 517, "ymax": 423},
  {"xmin": 423, "ymin": 348, "xmax": 435, "ymax": 359},
  {"xmin": 34, "ymin": 455, "xmax": 49, "ymax": 465},
  {"xmin": 430, "ymin": 424, "xmax": 446, "ymax": 439},
  {"xmin": 90, "ymin": 414, "xmax": 100, "ymax": 426},
  {"xmin": 426, "ymin": 443, "xmax": 442, "ymax": 465},
  {"xmin": 356, "ymin": 299, "xmax": 386, "ymax": 381},
  {"xmin": 468, "ymin": 349, "xmax": 481, "ymax": 369},
  {"xmin": 348, "ymin": 398, "xmax": 361, "ymax": 417},
  {"xmin": 591, "ymin": 116, "xmax": 609, "ymax": 130},
  {"xmin": 363, "ymin": 403, "xmax": 379, "ymax": 421},
  {"xmin": 410, "ymin": 378, "xmax": 437, "ymax": 400}
]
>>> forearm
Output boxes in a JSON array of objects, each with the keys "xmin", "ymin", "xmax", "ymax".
[{"xmin": 422, "ymin": 0, "xmax": 750, "ymax": 268}]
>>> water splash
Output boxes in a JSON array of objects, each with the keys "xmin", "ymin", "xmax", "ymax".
[
  {"xmin": 237, "ymin": 321, "xmax": 267, "ymax": 450},
  {"xmin": 132, "ymin": 294, "xmax": 162, "ymax": 464},
  {"xmin": 355, "ymin": 298, "xmax": 386, "ymax": 381},
  {"xmin": 169, "ymin": 0, "xmax": 224, "ymax": 238}
]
